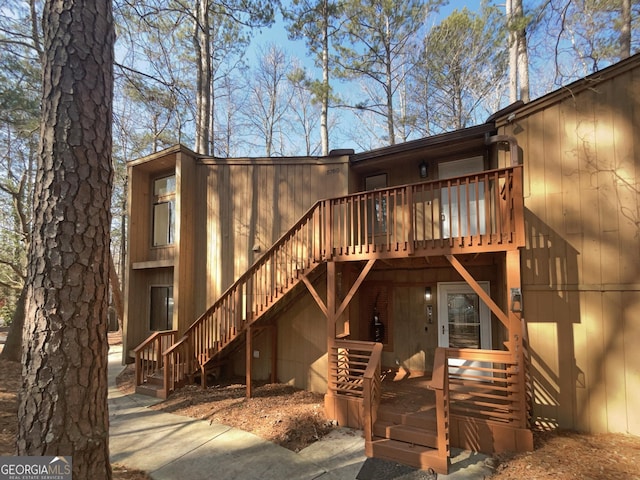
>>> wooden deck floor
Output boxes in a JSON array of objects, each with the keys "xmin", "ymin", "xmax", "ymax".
[{"xmin": 379, "ymin": 370, "xmax": 436, "ymax": 415}]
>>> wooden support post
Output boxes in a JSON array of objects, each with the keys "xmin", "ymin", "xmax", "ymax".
[
  {"xmin": 270, "ymin": 325, "xmax": 277, "ymax": 384},
  {"xmin": 246, "ymin": 324, "xmax": 253, "ymax": 398},
  {"xmin": 506, "ymin": 249, "xmax": 528, "ymax": 428},
  {"xmin": 326, "ymin": 261, "xmax": 337, "ymax": 394},
  {"xmin": 327, "ymin": 261, "xmax": 337, "ymax": 345}
]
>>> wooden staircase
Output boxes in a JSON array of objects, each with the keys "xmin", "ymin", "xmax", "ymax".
[
  {"xmin": 369, "ymin": 408, "xmax": 445, "ymax": 472},
  {"xmin": 135, "ymin": 371, "xmax": 166, "ymax": 398}
]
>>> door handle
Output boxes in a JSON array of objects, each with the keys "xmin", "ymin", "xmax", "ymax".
[{"xmin": 442, "ymin": 325, "xmax": 445, "ymax": 335}]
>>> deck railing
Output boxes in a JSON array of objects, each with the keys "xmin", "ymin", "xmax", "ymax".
[
  {"xmin": 327, "ymin": 165, "xmax": 524, "ymax": 260},
  {"xmin": 327, "ymin": 339, "xmax": 383, "ymax": 437},
  {"xmin": 136, "ymin": 166, "xmax": 525, "ymax": 396},
  {"xmin": 432, "ymin": 347, "xmax": 527, "ymax": 429}
]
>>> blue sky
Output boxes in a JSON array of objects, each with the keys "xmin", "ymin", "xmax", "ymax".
[
  {"xmin": 244, "ymin": 1, "xmax": 496, "ymax": 151},
  {"xmin": 248, "ymin": 1, "xmax": 483, "ymax": 72}
]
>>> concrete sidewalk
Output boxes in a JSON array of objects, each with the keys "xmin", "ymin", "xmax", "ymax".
[{"xmin": 107, "ymin": 345, "xmax": 494, "ymax": 479}]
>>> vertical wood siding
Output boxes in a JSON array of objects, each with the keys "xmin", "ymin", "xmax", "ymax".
[
  {"xmin": 204, "ymin": 159, "xmax": 348, "ymax": 307},
  {"xmin": 498, "ymin": 59, "xmax": 640, "ymax": 435}
]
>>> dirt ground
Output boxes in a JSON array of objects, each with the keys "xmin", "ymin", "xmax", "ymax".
[{"xmin": 2, "ymin": 333, "xmax": 640, "ymax": 479}]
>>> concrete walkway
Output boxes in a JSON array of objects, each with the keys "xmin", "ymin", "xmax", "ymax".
[{"xmin": 107, "ymin": 345, "xmax": 494, "ymax": 479}]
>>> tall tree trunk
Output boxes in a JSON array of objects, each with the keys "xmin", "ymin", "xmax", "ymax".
[
  {"xmin": 621, "ymin": 0, "xmax": 631, "ymax": 59},
  {"xmin": 17, "ymin": 2, "xmax": 114, "ymax": 479},
  {"xmin": 514, "ymin": 0, "xmax": 529, "ymax": 103},
  {"xmin": 506, "ymin": 0, "xmax": 529, "ymax": 103},
  {"xmin": 320, "ymin": 0, "xmax": 330, "ymax": 156},
  {"xmin": 385, "ymin": 18, "xmax": 395, "ymax": 145},
  {"xmin": 109, "ymin": 252, "xmax": 124, "ymax": 330},
  {"xmin": 194, "ymin": 0, "xmax": 212, "ymax": 155},
  {"xmin": 0, "ymin": 286, "xmax": 26, "ymax": 362},
  {"xmin": 507, "ymin": 0, "xmax": 518, "ymax": 103}
]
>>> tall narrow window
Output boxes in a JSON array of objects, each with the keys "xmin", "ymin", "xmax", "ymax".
[
  {"xmin": 150, "ymin": 286, "xmax": 174, "ymax": 331},
  {"xmin": 152, "ymin": 175, "xmax": 175, "ymax": 246}
]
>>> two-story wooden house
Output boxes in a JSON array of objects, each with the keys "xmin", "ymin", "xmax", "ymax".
[{"xmin": 123, "ymin": 54, "xmax": 640, "ymax": 473}]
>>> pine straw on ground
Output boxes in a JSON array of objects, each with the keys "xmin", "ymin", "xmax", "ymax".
[
  {"xmin": 116, "ymin": 364, "xmax": 337, "ymax": 453},
  {"xmin": 490, "ymin": 428, "xmax": 640, "ymax": 480}
]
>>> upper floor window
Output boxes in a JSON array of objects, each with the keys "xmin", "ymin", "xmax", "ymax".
[
  {"xmin": 152, "ymin": 175, "xmax": 175, "ymax": 247},
  {"xmin": 365, "ymin": 174, "xmax": 388, "ymax": 235}
]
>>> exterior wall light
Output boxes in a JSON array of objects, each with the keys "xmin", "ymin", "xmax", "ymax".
[
  {"xmin": 425, "ymin": 287, "xmax": 433, "ymax": 325},
  {"xmin": 424, "ymin": 286, "xmax": 432, "ymax": 302},
  {"xmin": 510, "ymin": 287, "xmax": 523, "ymax": 313},
  {"xmin": 419, "ymin": 161, "xmax": 428, "ymax": 178}
]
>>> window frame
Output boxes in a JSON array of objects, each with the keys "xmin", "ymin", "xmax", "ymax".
[
  {"xmin": 149, "ymin": 285, "xmax": 174, "ymax": 331},
  {"xmin": 151, "ymin": 174, "xmax": 176, "ymax": 247}
]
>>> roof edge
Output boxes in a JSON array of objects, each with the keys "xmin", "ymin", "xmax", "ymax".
[
  {"xmin": 494, "ymin": 53, "xmax": 640, "ymax": 125},
  {"xmin": 126, "ymin": 144, "xmax": 196, "ymax": 166},
  {"xmin": 350, "ymin": 123, "xmax": 496, "ymax": 164}
]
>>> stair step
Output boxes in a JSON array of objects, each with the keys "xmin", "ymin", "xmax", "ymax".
[
  {"xmin": 368, "ymin": 438, "xmax": 448, "ymax": 474},
  {"xmin": 377, "ymin": 409, "xmax": 438, "ymax": 431},
  {"xmin": 145, "ymin": 374, "xmax": 164, "ymax": 386},
  {"xmin": 373, "ymin": 421, "xmax": 438, "ymax": 448},
  {"xmin": 135, "ymin": 383, "xmax": 167, "ymax": 399}
]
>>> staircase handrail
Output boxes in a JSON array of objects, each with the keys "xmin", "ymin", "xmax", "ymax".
[
  {"xmin": 133, "ymin": 330, "xmax": 175, "ymax": 387},
  {"xmin": 161, "ymin": 202, "xmax": 325, "ymax": 395}
]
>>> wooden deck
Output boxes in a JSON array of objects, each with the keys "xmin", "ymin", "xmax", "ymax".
[{"xmin": 379, "ymin": 370, "xmax": 436, "ymax": 414}]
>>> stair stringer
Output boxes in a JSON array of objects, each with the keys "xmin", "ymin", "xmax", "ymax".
[{"xmin": 197, "ymin": 261, "xmax": 328, "ymax": 382}]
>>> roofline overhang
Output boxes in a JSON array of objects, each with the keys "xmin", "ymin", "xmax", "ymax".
[
  {"xmin": 126, "ymin": 144, "xmax": 197, "ymax": 168},
  {"xmin": 349, "ymin": 123, "xmax": 496, "ymax": 167}
]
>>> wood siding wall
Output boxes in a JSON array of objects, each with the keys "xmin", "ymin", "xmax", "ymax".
[
  {"xmin": 497, "ymin": 59, "xmax": 640, "ymax": 435},
  {"xmin": 199, "ymin": 158, "xmax": 349, "ymax": 312},
  {"xmin": 124, "ymin": 150, "xmax": 348, "ymax": 364},
  {"xmin": 123, "ymin": 151, "xmax": 178, "ymax": 359}
]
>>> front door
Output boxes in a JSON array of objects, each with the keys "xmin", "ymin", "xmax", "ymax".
[{"xmin": 437, "ymin": 281, "xmax": 491, "ymax": 349}]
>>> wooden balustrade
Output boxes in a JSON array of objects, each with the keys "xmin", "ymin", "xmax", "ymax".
[
  {"xmin": 444, "ymin": 347, "xmax": 525, "ymax": 426},
  {"xmin": 159, "ymin": 205, "xmax": 324, "ymax": 396},
  {"xmin": 325, "ymin": 339, "xmax": 382, "ymax": 431},
  {"xmin": 431, "ymin": 346, "xmax": 533, "ymax": 456},
  {"xmin": 327, "ymin": 166, "xmax": 524, "ymax": 260},
  {"xmin": 133, "ymin": 330, "xmax": 175, "ymax": 386}
]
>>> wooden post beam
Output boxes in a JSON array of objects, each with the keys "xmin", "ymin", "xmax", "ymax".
[
  {"xmin": 445, "ymin": 254, "xmax": 510, "ymax": 330},
  {"xmin": 302, "ymin": 275, "xmax": 328, "ymax": 317},
  {"xmin": 270, "ymin": 325, "xmax": 277, "ymax": 384},
  {"xmin": 506, "ymin": 249, "xmax": 529, "ymax": 428},
  {"xmin": 336, "ymin": 259, "xmax": 376, "ymax": 320},
  {"xmin": 246, "ymin": 325, "xmax": 253, "ymax": 398},
  {"xmin": 302, "ymin": 259, "xmax": 376, "ymax": 336}
]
